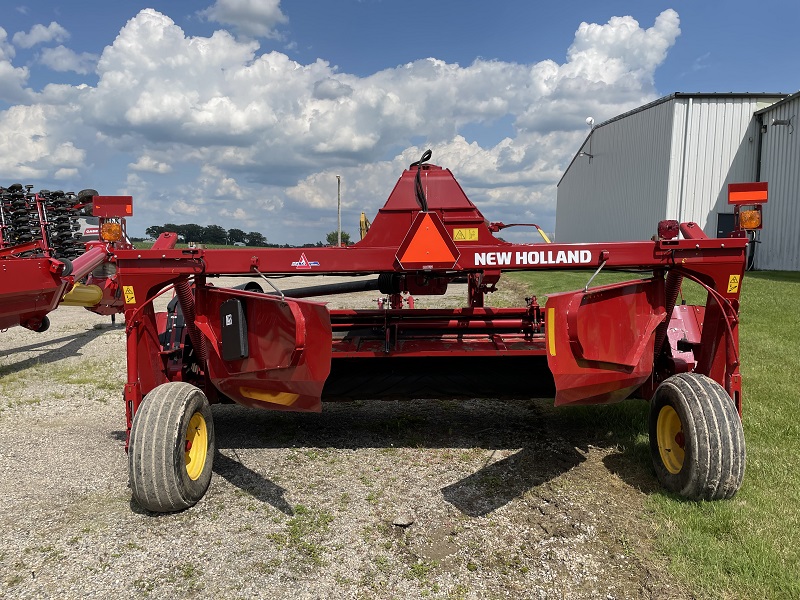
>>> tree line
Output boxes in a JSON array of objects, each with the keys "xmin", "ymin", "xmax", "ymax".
[
  {"xmin": 144, "ymin": 223, "xmax": 352, "ymax": 247},
  {"xmin": 145, "ymin": 224, "xmax": 267, "ymax": 246}
]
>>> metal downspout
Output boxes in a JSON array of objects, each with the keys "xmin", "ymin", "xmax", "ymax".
[
  {"xmin": 755, "ymin": 113, "xmax": 764, "ymax": 182},
  {"xmin": 676, "ymin": 97, "xmax": 693, "ymax": 223}
]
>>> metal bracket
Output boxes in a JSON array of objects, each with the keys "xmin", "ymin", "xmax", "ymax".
[
  {"xmin": 584, "ymin": 260, "xmax": 607, "ymax": 292},
  {"xmin": 252, "ymin": 267, "xmax": 285, "ymax": 301}
]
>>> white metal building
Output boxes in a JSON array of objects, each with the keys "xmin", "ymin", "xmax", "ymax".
[
  {"xmin": 753, "ymin": 94, "xmax": 800, "ymax": 271},
  {"xmin": 556, "ymin": 93, "xmax": 791, "ymax": 269}
]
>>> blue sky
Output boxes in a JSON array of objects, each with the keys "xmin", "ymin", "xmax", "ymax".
[{"xmin": 1, "ymin": 1, "xmax": 796, "ymax": 243}]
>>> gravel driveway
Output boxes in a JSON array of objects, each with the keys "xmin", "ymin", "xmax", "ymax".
[{"xmin": 0, "ymin": 275, "xmax": 690, "ymax": 599}]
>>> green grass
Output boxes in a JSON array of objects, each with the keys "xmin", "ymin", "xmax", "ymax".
[
  {"xmin": 509, "ymin": 268, "xmax": 641, "ymax": 297},
  {"xmin": 271, "ymin": 504, "xmax": 335, "ymax": 566},
  {"xmin": 0, "ymin": 357, "xmax": 125, "ymax": 411},
  {"xmin": 510, "ymin": 267, "xmax": 707, "ymax": 305},
  {"xmin": 507, "ymin": 269, "xmax": 800, "ymax": 599},
  {"xmin": 649, "ymin": 271, "xmax": 800, "ymax": 599}
]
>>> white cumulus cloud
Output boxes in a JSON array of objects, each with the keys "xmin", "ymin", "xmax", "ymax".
[
  {"xmin": 0, "ymin": 8, "xmax": 680, "ymax": 244},
  {"xmin": 129, "ymin": 155, "xmax": 172, "ymax": 174},
  {"xmin": 12, "ymin": 21, "xmax": 69, "ymax": 48},
  {"xmin": 39, "ymin": 45, "xmax": 98, "ymax": 74},
  {"xmin": 0, "ymin": 27, "xmax": 32, "ymax": 103},
  {"xmin": 0, "ymin": 104, "xmax": 85, "ymax": 179},
  {"xmin": 199, "ymin": 0, "xmax": 288, "ymax": 38}
]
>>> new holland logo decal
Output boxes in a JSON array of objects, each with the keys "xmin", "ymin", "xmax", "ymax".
[{"xmin": 291, "ymin": 253, "xmax": 320, "ymax": 269}]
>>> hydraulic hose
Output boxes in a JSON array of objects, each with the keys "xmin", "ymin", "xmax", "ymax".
[{"xmin": 410, "ymin": 149, "xmax": 432, "ymax": 212}]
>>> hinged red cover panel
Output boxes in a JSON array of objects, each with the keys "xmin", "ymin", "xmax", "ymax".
[
  {"xmin": 728, "ymin": 182, "xmax": 767, "ymax": 205},
  {"xmin": 196, "ymin": 287, "xmax": 332, "ymax": 412},
  {"xmin": 92, "ymin": 196, "xmax": 133, "ymax": 217},
  {"xmin": 545, "ymin": 278, "xmax": 666, "ymax": 406}
]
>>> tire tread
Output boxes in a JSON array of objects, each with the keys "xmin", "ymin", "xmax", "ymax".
[
  {"xmin": 129, "ymin": 382, "xmax": 214, "ymax": 512},
  {"xmin": 650, "ymin": 373, "xmax": 745, "ymax": 500}
]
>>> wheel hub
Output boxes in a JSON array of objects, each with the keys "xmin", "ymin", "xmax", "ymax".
[
  {"xmin": 184, "ymin": 412, "xmax": 208, "ymax": 481},
  {"xmin": 657, "ymin": 405, "xmax": 685, "ymax": 474}
]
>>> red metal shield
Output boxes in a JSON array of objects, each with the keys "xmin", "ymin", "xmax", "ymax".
[{"xmin": 545, "ymin": 278, "xmax": 666, "ymax": 405}]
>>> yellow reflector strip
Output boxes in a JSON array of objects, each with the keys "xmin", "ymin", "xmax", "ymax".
[
  {"xmin": 240, "ymin": 387, "xmax": 299, "ymax": 406},
  {"xmin": 547, "ymin": 307, "xmax": 556, "ymax": 356}
]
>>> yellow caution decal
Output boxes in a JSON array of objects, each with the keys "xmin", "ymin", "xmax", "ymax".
[
  {"xmin": 123, "ymin": 285, "xmax": 137, "ymax": 304},
  {"xmin": 727, "ymin": 275, "xmax": 741, "ymax": 294},
  {"xmin": 453, "ymin": 228, "xmax": 479, "ymax": 242}
]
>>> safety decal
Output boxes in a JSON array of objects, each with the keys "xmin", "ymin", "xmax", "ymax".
[
  {"xmin": 727, "ymin": 275, "xmax": 741, "ymax": 294},
  {"xmin": 123, "ymin": 285, "xmax": 136, "ymax": 304},
  {"xmin": 453, "ymin": 228, "xmax": 479, "ymax": 242}
]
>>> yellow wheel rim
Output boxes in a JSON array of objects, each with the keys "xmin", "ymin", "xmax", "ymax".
[
  {"xmin": 657, "ymin": 405, "xmax": 685, "ymax": 474},
  {"xmin": 184, "ymin": 412, "xmax": 208, "ymax": 481}
]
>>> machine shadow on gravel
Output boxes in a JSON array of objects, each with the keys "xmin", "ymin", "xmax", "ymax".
[
  {"xmin": 210, "ymin": 398, "xmax": 650, "ymax": 516},
  {"xmin": 441, "ymin": 446, "xmax": 585, "ymax": 517},
  {"xmin": 213, "ymin": 450, "xmax": 294, "ymax": 515},
  {"xmin": 0, "ymin": 327, "xmax": 110, "ymax": 375}
]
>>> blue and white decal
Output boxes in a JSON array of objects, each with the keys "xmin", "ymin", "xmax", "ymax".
[{"xmin": 291, "ymin": 253, "xmax": 320, "ymax": 269}]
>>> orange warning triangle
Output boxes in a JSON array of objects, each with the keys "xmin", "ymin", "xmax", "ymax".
[{"xmin": 399, "ymin": 213, "xmax": 457, "ymax": 263}]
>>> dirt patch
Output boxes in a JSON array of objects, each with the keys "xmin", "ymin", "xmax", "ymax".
[{"xmin": 0, "ymin": 275, "xmax": 691, "ymax": 599}]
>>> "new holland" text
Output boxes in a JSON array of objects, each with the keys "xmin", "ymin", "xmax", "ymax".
[{"xmin": 474, "ymin": 249, "xmax": 593, "ymax": 266}]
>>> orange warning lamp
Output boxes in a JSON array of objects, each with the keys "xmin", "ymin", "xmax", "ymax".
[
  {"xmin": 728, "ymin": 182, "xmax": 767, "ymax": 231},
  {"xmin": 738, "ymin": 209, "xmax": 761, "ymax": 230},
  {"xmin": 100, "ymin": 221, "xmax": 123, "ymax": 242}
]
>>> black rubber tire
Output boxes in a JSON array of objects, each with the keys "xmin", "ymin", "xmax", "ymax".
[
  {"xmin": 34, "ymin": 316, "xmax": 50, "ymax": 333},
  {"xmin": 649, "ymin": 373, "xmax": 745, "ymax": 500},
  {"xmin": 58, "ymin": 257, "xmax": 73, "ymax": 277},
  {"xmin": 129, "ymin": 382, "xmax": 215, "ymax": 512}
]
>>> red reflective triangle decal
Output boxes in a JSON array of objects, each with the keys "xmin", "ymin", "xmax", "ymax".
[{"xmin": 398, "ymin": 213, "xmax": 458, "ymax": 264}]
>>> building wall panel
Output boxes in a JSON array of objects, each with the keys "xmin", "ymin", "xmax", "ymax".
[
  {"xmin": 672, "ymin": 98, "xmax": 765, "ymax": 236},
  {"xmin": 556, "ymin": 100, "xmax": 674, "ymax": 242},
  {"xmin": 757, "ymin": 96, "xmax": 800, "ymax": 271},
  {"xmin": 557, "ymin": 94, "xmax": 784, "ymax": 247}
]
